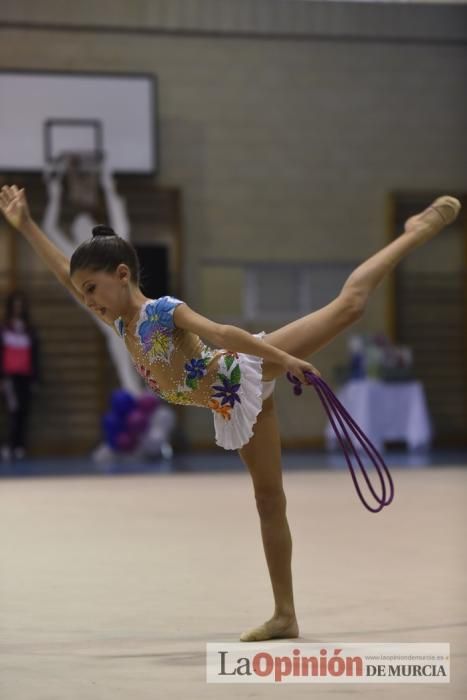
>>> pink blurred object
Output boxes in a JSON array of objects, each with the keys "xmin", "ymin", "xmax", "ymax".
[
  {"xmin": 115, "ymin": 431, "xmax": 138, "ymax": 452},
  {"xmin": 126, "ymin": 409, "xmax": 149, "ymax": 435},
  {"xmin": 137, "ymin": 393, "xmax": 160, "ymax": 414}
]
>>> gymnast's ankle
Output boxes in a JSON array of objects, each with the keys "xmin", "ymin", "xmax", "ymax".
[{"xmin": 240, "ymin": 611, "xmax": 299, "ymax": 642}]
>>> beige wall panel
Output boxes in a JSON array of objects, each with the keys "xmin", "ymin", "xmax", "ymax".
[{"xmin": 0, "ymin": 21, "xmax": 464, "ymax": 446}]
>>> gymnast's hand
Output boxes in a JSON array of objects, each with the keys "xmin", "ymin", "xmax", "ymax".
[
  {"xmin": 0, "ymin": 185, "xmax": 32, "ymax": 232},
  {"xmin": 281, "ymin": 353, "xmax": 321, "ymax": 383}
]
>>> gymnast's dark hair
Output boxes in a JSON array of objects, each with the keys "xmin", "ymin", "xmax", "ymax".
[{"xmin": 69, "ymin": 225, "xmax": 140, "ymax": 285}]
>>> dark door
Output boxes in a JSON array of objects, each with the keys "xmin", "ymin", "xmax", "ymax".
[{"xmin": 391, "ymin": 192, "xmax": 467, "ymax": 446}]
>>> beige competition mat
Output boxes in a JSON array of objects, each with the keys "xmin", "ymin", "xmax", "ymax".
[{"xmin": 1, "ymin": 466, "xmax": 466, "ymax": 699}]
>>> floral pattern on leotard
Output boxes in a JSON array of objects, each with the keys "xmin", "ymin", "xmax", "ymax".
[
  {"xmin": 135, "ymin": 359, "xmax": 197, "ymax": 406},
  {"xmin": 116, "ymin": 318, "xmax": 125, "ymax": 338},
  {"xmin": 136, "ymin": 297, "xmax": 185, "ymax": 364},
  {"xmin": 115, "ymin": 296, "xmax": 230, "ymax": 407},
  {"xmin": 183, "ymin": 342, "xmax": 218, "ymax": 391},
  {"xmin": 209, "ymin": 351, "xmax": 242, "ymax": 420},
  {"xmin": 207, "ymin": 398, "xmax": 233, "ymax": 420},
  {"xmin": 134, "ymin": 362, "xmax": 162, "ymax": 394},
  {"xmin": 185, "ymin": 357, "xmax": 208, "ymax": 386},
  {"xmin": 161, "ymin": 388, "xmax": 197, "ymax": 406}
]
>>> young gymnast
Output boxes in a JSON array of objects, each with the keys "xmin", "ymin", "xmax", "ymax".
[{"xmin": 0, "ymin": 184, "xmax": 460, "ymax": 641}]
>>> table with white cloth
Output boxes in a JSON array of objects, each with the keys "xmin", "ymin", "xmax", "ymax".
[{"xmin": 324, "ymin": 378, "xmax": 432, "ymax": 452}]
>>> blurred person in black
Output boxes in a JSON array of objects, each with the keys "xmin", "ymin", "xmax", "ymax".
[{"xmin": 0, "ymin": 290, "xmax": 40, "ymax": 460}]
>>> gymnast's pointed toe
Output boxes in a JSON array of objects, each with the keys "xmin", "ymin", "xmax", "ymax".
[
  {"xmin": 404, "ymin": 195, "xmax": 461, "ymax": 239},
  {"xmin": 430, "ymin": 196, "xmax": 461, "ymax": 225}
]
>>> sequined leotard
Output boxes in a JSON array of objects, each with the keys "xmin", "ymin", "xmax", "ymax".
[{"xmin": 113, "ymin": 296, "xmax": 243, "ymax": 416}]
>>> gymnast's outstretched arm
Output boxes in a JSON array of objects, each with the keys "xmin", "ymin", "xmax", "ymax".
[
  {"xmin": 0, "ymin": 184, "xmax": 111, "ymax": 325},
  {"xmin": 174, "ymin": 301, "xmax": 320, "ymax": 383}
]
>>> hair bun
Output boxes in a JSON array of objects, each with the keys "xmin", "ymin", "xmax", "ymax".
[{"xmin": 92, "ymin": 225, "xmax": 116, "ymax": 238}]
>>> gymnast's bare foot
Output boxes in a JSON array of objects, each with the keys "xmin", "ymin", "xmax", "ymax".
[
  {"xmin": 240, "ymin": 613, "xmax": 299, "ymax": 642},
  {"xmin": 404, "ymin": 195, "xmax": 461, "ymax": 242}
]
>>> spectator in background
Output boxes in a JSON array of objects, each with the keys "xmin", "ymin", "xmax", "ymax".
[{"xmin": 0, "ymin": 291, "xmax": 40, "ymax": 461}]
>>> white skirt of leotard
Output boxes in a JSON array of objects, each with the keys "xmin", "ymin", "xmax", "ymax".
[{"xmin": 211, "ymin": 331, "xmax": 276, "ymax": 451}]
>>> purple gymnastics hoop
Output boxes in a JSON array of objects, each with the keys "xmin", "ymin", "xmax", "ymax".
[{"xmin": 286, "ymin": 371, "xmax": 394, "ymax": 513}]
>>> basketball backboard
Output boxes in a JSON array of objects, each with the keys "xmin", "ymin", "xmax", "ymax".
[{"xmin": 0, "ymin": 70, "xmax": 157, "ymax": 174}]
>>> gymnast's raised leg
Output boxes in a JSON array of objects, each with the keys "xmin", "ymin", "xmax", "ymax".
[{"xmin": 261, "ymin": 196, "xmax": 461, "ymax": 380}]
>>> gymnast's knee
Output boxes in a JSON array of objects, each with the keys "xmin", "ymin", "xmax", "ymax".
[
  {"xmin": 255, "ymin": 489, "xmax": 287, "ymax": 520},
  {"xmin": 340, "ymin": 287, "xmax": 366, "ymax": 321}
]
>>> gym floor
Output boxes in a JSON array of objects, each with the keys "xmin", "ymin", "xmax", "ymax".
[{"xmin": 1, "ymin": 456, "xmax": 466, "ymax": 699}]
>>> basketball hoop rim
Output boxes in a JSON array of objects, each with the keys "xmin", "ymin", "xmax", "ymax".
[{"xmin": 44, "ymin": 149, "xmax": 105, "ymax": 177}]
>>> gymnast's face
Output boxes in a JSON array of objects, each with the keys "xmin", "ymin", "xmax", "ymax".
[{"xmin": 71, "ymin": 265, "xmax": 133, "ymax": 322}]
